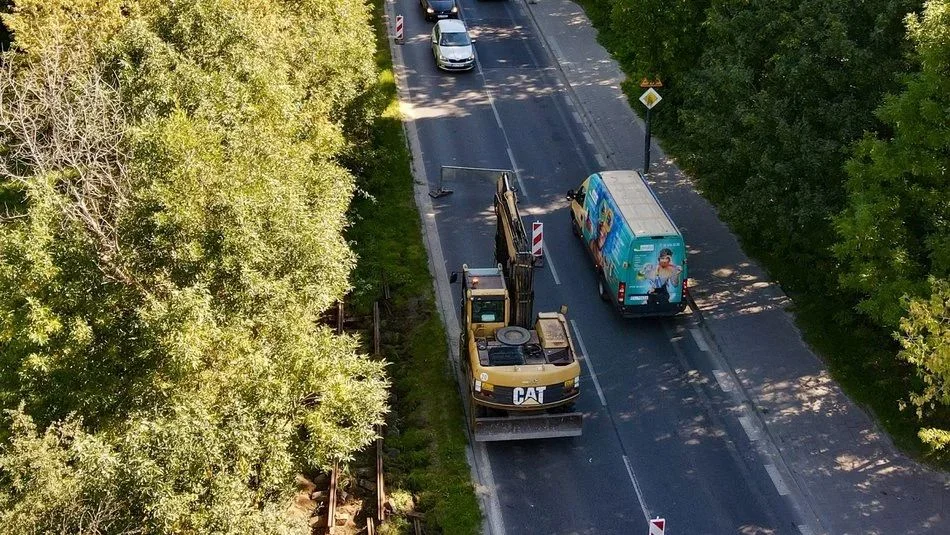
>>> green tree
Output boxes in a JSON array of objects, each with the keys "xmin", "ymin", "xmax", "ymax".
[
  {"xmin": 675, "ymin": 0, "xmax": 916, "ymax": 291},
  {"xmin": 897, "ymin": 277, "xmax": 950, "ymax": 450},
  {"xmin": 0, "ymin": 0, "xmax": 389, "ymax": 531},
  {"xmin": 835, "ymin": 0, "xmax": 950, "ymax": 328}
]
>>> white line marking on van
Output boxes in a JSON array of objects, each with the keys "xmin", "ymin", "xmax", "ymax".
[
  {"xmin": 569, "ymin": 320, "xmax": 607, "ymax": 407},
  {"xmin": 623, "ymin": 455, "xmax": 652, "ymax": 523},
  {"xmin": 766, "ymin": 464, "xmax": 791, "ymax": 496},
  {"xmin": 595, "ymin": 154, "xmax": 606, "ymax": 168},
  {"xmin": 583, "ymin": 131, "xmax": 594, "ymax": 145},
  {"xmin": 541, "ymin": 243, "xmax": 560, "ymax": 285},
  {"xmin": 689, "ymin": 327, "xmax": 709, "ymax": 352},
  {"xmin": 713, "ymin": 369, "xmax": 735, "ymax": 393}
]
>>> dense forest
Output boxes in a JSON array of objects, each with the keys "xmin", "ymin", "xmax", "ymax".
[
  {"xmin": 0, "ymin": 0, "xmax": 389, "ymax": 532},
  {"xmin": 584, "ymin": 0, "xmax": 949, "ymax": 451}
]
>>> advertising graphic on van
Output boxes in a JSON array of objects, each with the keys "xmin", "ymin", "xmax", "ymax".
[
  {"xmin": 570, "ymin": 170, "xmax": 688, "ymax": 317},
  {"xmin": 634, "ymin": 243, "xmax": 683, "ymax": 305}
]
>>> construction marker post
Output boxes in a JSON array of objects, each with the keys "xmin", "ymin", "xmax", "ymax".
[
  {"xmin": 648, "ymin": 517, "xmax": 665, "ymax": 535},
  {"xmin": 394, "ymin": 15, "xmax": 404, "ymax": 44},
  {"xmin": 532, "ymin": 221, "xmax": 544, "ymax": 267}
]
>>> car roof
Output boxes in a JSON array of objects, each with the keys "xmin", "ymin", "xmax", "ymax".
[{"xmin": 436, "ymin": 19, "xmax": 467, "ymax": 33}]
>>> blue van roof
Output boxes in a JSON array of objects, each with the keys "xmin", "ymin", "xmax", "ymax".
[{"xmin": 597, "ymin": 171, "xmax": 679, "ymax": 238}]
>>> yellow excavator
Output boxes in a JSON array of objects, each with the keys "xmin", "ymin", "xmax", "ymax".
[{"xmin": 451, "ymin": 171, "xmax": 583, "ymax": 442}]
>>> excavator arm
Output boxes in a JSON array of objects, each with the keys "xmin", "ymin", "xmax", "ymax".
[{"xmin": 494, "ymin": 172, "xmax": 536, "ymax": 329}]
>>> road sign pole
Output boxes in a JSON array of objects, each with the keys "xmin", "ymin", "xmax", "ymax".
[
  {"xmin": 637, "ymin": 83, "xmax": 662, "ymax": 176},
  {"xmin": 643, "ymin": 106, "xmax": 652, "ymax": 175}
]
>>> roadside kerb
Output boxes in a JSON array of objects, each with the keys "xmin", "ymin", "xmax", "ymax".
[{"xmin": 382, "ymin": 2, "xmax": 505, "ymax": 534}]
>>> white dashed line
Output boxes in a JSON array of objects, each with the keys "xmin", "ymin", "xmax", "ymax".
[
  {"xmin": 738, "ymin": 415, "xmax": 761, "ymax": 442},
  {"xmin": 572, "ymin": 111, "xmax": 581, "ymax": 123},
  {"xmin": 582, "ymin": 131, "xmax": 594, "ymax": 145},
  {"xmin": 713, "ymin": 369, "xmax": 735, "ymax": 393},
  {"xmin": 595, "ymin": 153, "xmax": 606, "ymax": 168},
  {"xmin": 797, "ymin": 525, "xmax": 815, "ymax": 535},
  {"xmin": 569, "ymin": 319, "xmax": 607, "ymax": 406},
  {"xmin": 766, "ymin": 464, "xmax": 791, "ymax": 496},
  {"xmin": 689, "ymin": 327, "xmax": 709, "ymax": 352}
]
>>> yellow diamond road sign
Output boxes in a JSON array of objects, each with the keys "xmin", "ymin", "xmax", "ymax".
[{"xmin": 639, "ymin": 88, "xmax": 662, "ymax": 109}]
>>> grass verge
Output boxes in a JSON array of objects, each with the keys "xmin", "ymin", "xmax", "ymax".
[
  {"xmin": 573, "ymin": 0, "xmax": 950, "ymax": 468},
  {"xmin": 341, "ymin": 3, "xmax": 482, "ymax": 533}
]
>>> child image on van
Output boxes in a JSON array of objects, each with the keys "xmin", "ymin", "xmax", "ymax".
[
  {"xmin": 589, "ymin": 197, "xmax": 614, "ymax": 269},
  {"xmin": 642, "ymin": 247, "xmax": 683, "ymax": 305}
]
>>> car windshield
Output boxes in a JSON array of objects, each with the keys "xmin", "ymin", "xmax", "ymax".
[
  {"xmin": 440, "ymin": 32, "xmax": 470, "ymax": 47},
  {"xmin": 430, "ymin": 0, "xmax": 455, "ymax": 9}
]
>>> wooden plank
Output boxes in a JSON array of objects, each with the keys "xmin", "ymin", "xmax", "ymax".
[
  {"xmin": 376, "ymin": 425, "xmax": 385, "ymax": 522},
  {"xmin": 326, "ymin": 462, "xmax": 338, "ymax": 534}
]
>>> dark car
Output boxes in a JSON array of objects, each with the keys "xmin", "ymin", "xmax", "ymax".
[{"xmin": 421, "ymin": 0, "xmax": 459, "ymax": 22}]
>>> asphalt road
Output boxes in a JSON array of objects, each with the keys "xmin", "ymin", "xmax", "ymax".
[{"xmin": 392, "ymin": 1, "xmax": 805, "ymax": 532}]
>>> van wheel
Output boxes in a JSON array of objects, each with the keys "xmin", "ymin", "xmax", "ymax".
[{"xmin": 598, "ymin": 276, "xmax": 610, "ymax": 301}]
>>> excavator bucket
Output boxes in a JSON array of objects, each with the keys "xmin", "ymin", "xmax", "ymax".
[{"xmin": 472, "ymin": 411, "xmax": 583, "ymax": 442}]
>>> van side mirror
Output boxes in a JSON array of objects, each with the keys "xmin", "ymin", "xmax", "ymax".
[
  {"xmin": 432, "ymin": 36, "xmax": 438, "ymax": 44},
  {"xmin": 450, "ymin": 272, "xmax": 458, "ymax": 284},
  {"xmin": 566, "ymin": 189, "xmax": 575, "ymax": 201}
]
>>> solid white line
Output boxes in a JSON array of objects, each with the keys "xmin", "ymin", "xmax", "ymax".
[
  {"xmin": 689, "ymin": 327, "xmax": 709, "ymax": 352},
  {"xmin": 569, "ymin": 319, "xmax": 607, "ymax": 406},
  {"xmin": 738, "ymin": 415, "xmax": 761, "ymax": 442},
  {"xmin": 713, "ymin": 369, "xmax": 735, "ymax": 393},
  {"xmin": 766, "ymin": 464, "xmax": 791, "ymax": 496},
  {"xmin": 541, "ymin": 242, "xmax": 560, "ymax": 285},
  {"xmin": 583, "ymin": 131, "xmax": 594, "ymax": 145},
  {"xmin": 622, "ymin": 455, "xmax": 652, "ymax": 523},
  {"xmin": 595, "ymin": 154, "xmax": 606, "ymax": 168}
]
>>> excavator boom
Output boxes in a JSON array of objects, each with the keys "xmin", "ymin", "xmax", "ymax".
[{"xmin": 494, "ymin": 172, "xmax": 536, "ymax": 329}]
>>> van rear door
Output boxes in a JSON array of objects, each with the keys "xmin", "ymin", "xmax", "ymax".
[{"xmin": 625, "ymin": 235, "xmax": 687, "ymax": 307}]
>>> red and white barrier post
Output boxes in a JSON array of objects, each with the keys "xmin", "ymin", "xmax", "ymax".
[
  {"xmin": 394, "ymin": 15, "xmax": 404, "ymax": 44},
  {"xmin": 532, "ymin": 221, "xmax": 544, "ymax": 266}
]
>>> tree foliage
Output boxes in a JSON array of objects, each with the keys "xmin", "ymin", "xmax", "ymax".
[
  {"xmin": 897, "ymin": 277, "xmax": 950, "ymax": 450},
  {"xmin": 0, "ymin": 0, "xmax": 388, "ymax": 531},
  {"xmin": 835, "ymin": 0, "xmax": 950, "ymax": 328}
]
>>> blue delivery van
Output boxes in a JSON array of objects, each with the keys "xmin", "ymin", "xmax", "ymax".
[{"xmin": 567, "ymin": 171, "xmax": 688, "ymax": 317}]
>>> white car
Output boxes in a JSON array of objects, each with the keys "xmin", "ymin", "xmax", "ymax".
[{"xmin": 431, "ymin": 19, "xmax": 475, "ymax": 71}]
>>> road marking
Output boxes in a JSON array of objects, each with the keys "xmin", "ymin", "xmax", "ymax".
[
  {"xmin": 622, "ymin": 455, "xmax": 652, "ymax": 523},
  {"xmin": 541, "ymin": 242, "xmax": 560, "ymax": 285},
  {"xmin": 765, "ymin": 464, "xmax": 791, "ymax": 496},
  {"xmin": 569, "ymin": 319, "xmax": 607, "ymax": 406},
  {"xmin": 564, "ymin": 93, "xmax": 574, "ymax": 107},
  {"xmin": 798, "ymin": 525, "xmax": 815, "ymax": 535},
  {"xmin": 582, "ymin": 131, "xmax": 594, "ymax": 145},
  {"xmin": 738, "ymin": 415, "xmax": 761, "ymax": 442},
  {"xmin": 572, "ymin": 111, "xmax": 581, "ymax": 123},
  {"xmin": 712, "ymin": 369, "xmax": 735, "ymax": 393},
  {"xmin": 595, "ymin": 153, "xmax": 606, "ymax": 168},
  {"xmin": 689, "ymin": 327, "xmax": 709, "ymax": 352}
]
